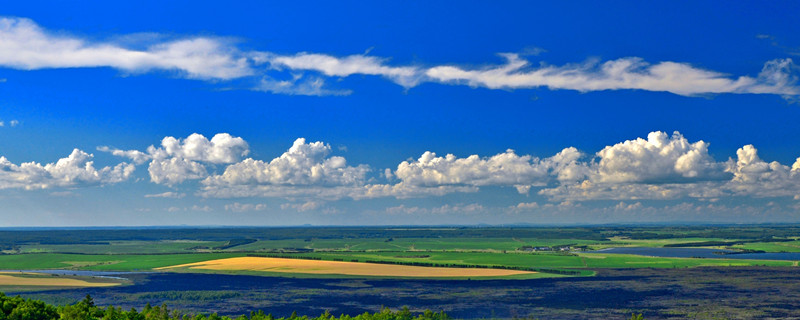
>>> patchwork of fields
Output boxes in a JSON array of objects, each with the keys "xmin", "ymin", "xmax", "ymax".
[
  {"xmin": 3, "ymin": 226, "xmax": 800, "ymax": 318},
  {"xmin": 1, "ymin": 226, "xmax": 799, "ymax": 284}
]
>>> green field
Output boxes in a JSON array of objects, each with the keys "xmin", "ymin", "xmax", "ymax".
[
  {"xmin": 6, "ymin": 237, "xmax": 609, "ymax": 255},
  {"xmin": 0, "ymin": 253, "xmax": 246, "ymax": 271},
  {"xmin": 1, "ymin": 226, "xmax": 799, "ymax": 280},
  {"xmin": 17, "ymin": 240, "xmax": 228, "ymax": 254},
  {"xmin": 278, "ymin": 250, "xmax": 794, "ymax": 269},
  {"xmin": 11, "ymin": 237, "xmax": 720, "ymax": 254},
  {"xmin": 0, "ymin": 249, "xmax": 790, "ymax": 277},
  {"xmin": 16, "ymin": 235, "xmax": 796, "ymax": 256},
  {"xmin": 730, "ymin": 240, "xmax": 800, "ymax": 253}
]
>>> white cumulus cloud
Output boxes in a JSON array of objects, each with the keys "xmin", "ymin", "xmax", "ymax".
[
  {"xmin": 101, "ymin": 133, "xmax": 249, "ymax": 185},
  {"xmin": 91, "ymin": 132, "xmax": 800, "ymax": 205},
  {"xmin": 96, "ymin": 146, "xmax": 150, "ymax": 165},
  {"xmin": 0, "ymin": 149, "xmax": 134, "ymax": 190},
  {"xmin": 722, "ymin": 145, "xmax": 800, "ymax": 197},
  {"xmin": 203, "ymin": 138, "xmax": 368, "ymax": 187},
  {"xmin": 539, "ymin": 132, "xmax": 800, "ymax": 201},
  {"xmin": 147, "ymin": 158, "xmax": 207, "ymax": 186},
  {"xmin": 154, "ymin": 133, "xmax": 249, "ymax": 164},
  {"xmin": 591, "ymin": 131, "xmax": 726, "ymax": 183},
  {"xmin": 393, "ymin": 149, "xmax": 549, "ymax": 188}
]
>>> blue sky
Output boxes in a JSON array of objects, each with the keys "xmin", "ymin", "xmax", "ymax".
[{"xmin": 1, "ymin": 1, "xmax": 799, "ymax": 226}]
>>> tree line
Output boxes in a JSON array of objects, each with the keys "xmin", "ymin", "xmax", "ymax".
[{"xmin": 0, "ymin": 293, "xmax": 450, "ymax": 320}]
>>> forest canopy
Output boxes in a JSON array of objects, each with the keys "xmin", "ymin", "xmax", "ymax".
[{"xmin": 0, "ymin": 292, "xmax": 450, "ymax": 320}]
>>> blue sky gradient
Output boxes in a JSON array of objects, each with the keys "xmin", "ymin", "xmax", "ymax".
[{"xmin": 1, "ymin": 1, "xmax": 799, "ymax": 226}]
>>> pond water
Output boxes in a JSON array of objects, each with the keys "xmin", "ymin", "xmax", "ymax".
[{"xmin": 589, "ymin": 247, "xmax": 800, "ymax": 260}]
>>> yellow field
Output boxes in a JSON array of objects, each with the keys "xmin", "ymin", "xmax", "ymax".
[
  {"xmin": 0, "ymin": 272, "xmax": 120, "ymax": 287},
  {"xmin": 157, "ymin": 257, "xmax": 535, "ymax": 278}
]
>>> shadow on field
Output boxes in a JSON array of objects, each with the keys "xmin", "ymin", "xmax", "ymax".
[{"xmin": 11, "ymin": 267, "xmax": 800, "ymax": 319}]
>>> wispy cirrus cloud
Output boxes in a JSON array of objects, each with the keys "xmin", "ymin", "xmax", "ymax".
[
  {"xmin": 1, "ymin": 17, "xmax": 798, "ymax": 99},
  {"xmin": 255, "ymin": 74, "xmax": 352, "ymax": 96},
  {"xmin": 257, "ymin": 52, "xmax": 800, "ymax": 98},
  {"xmin": 144, "ymin": 191, "xmax": 186, "ymax": 198},
  {"xmin": 0, "ymin": 17, "xmax": 252, "ymax": 80},
  {"xmin": 258, "ymin": 52, "xmax": 423, "ymax": 88},
  {"xmin": 425, "ymin": 54, "xmax": 799, "ymax": 97}
]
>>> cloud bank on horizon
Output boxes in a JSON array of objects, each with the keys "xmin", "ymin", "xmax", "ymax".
[
  {"xmin": 1, "ymin": 17, "xmax": 798, "ymax": 99},
  {"xmin": 2, "ymin": 131, "xmax": 799, "ymax": 211}
]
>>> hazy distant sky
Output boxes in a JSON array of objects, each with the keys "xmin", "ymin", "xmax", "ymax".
[{"xmin": 1, "ymin": 1, "xmax": 800, "ymax": 226}]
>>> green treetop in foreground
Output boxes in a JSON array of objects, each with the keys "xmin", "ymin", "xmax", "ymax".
[{"xmin": 0, "ymin": 292, "xmax": 450, "ymax": 320}]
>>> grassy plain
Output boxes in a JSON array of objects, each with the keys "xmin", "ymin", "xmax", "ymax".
[
  {"xmin": 17, "ymin": 240, "xmax": 227, "ymax": 254},
  {"xmin": 730, "ymin": 240, "xmax": 800, "ymax": 252},
  {"xmin": 589, "ymin": 237, "xmax": 728, "ymax": 249}
]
